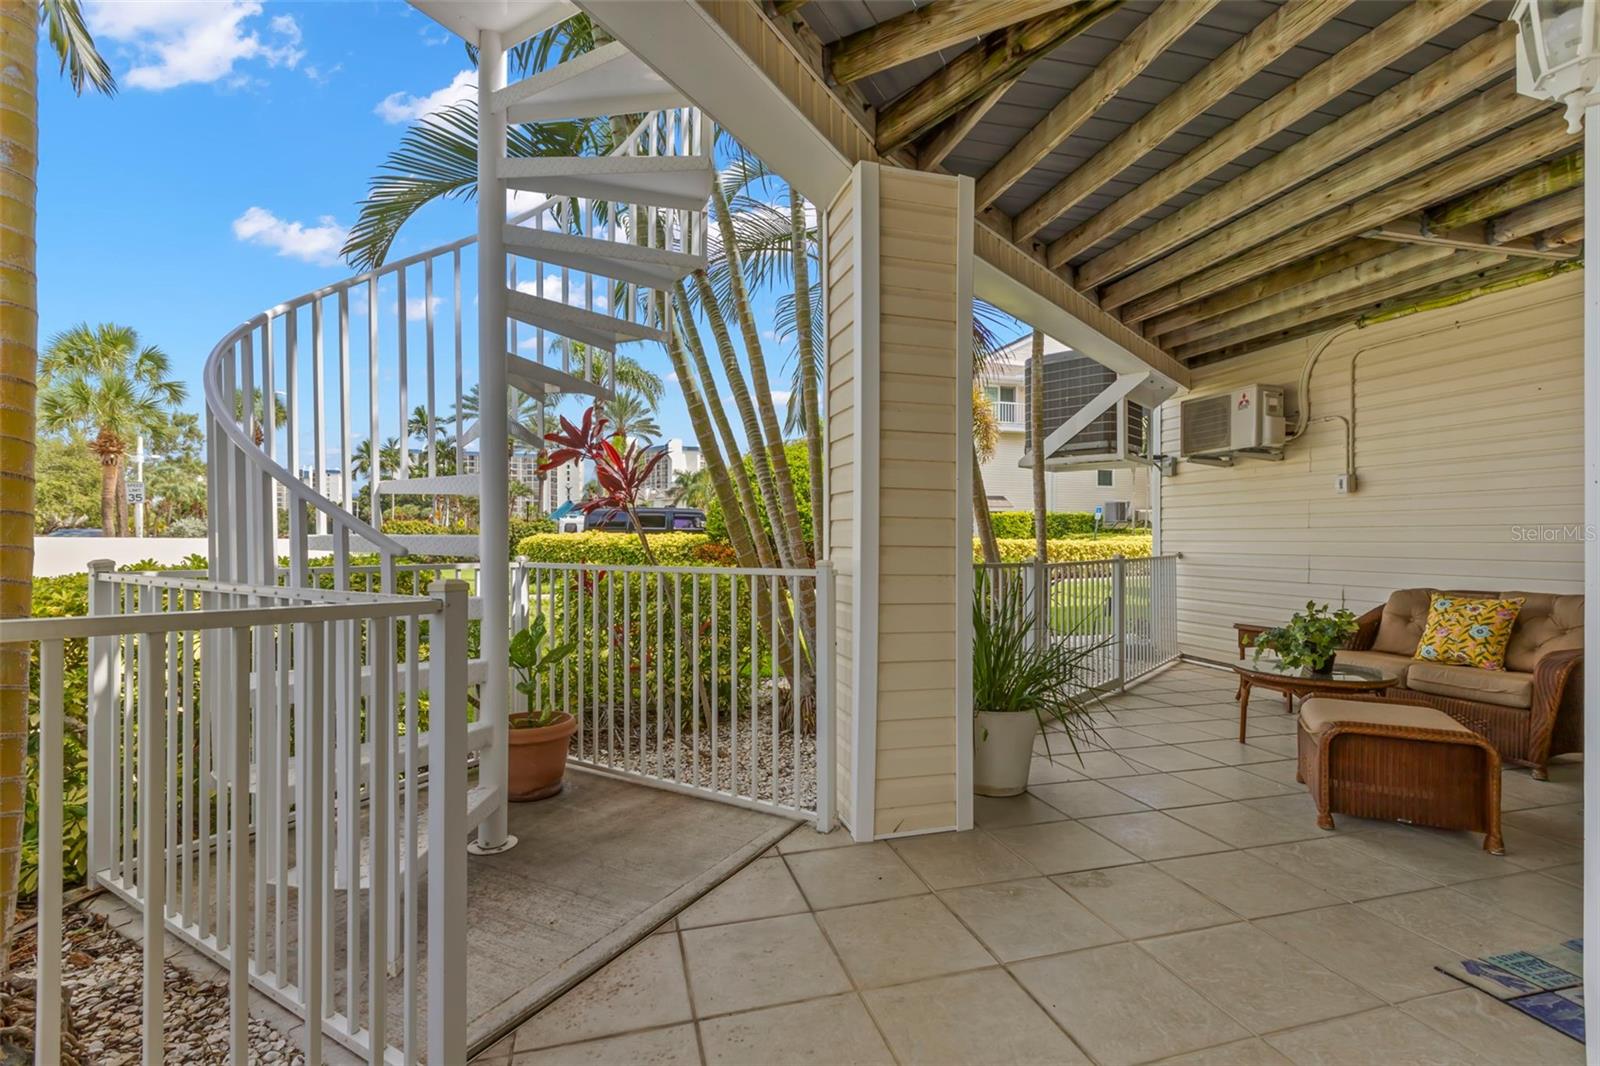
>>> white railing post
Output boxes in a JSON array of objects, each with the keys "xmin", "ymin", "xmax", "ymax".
[
  {"xmin": 1111, "ymin": 553, "xmax": 1127, "ymax": 690},
  {"xmin": 86, "ymin": 559, "xmax": 115, "ymax": 875},
  {"xmin": 228, "ymin": 626, "xmax": 251, "ymax": 1066},
  {"xmin": 428, "ymin": 581, "xmax": 469, "ymax": 1065},
  {"xmin": 814, "ymin": 562, "xmax": 835, "ymax": 832},
  {"xmin": 37, "ymin": 639, "xmax": 64, "ymax": 1065}
]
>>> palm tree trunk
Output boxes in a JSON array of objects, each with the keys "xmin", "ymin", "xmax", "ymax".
[
  {"xmin": 0, "ymin": 0, "xmax": 38, "ymax": 970},
  {"xmin": 711, "ymin": 182, "xmax": 811, "ymax": 568},
  {"xmin": 972, "ymin": 447, "xmax": 1000, "ymax": 564},
  {"xmin": 100, "ymin": 457, "xmax": 119, "ymax": 534},
  {"xmin": 791, "ymin": 187, "xmax": 823, "ymax": 558}
]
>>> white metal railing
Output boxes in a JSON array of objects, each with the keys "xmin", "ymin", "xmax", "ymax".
[
  {"xmin": 975, "ymin": 554, "xmax": 1178, "ymax": 690},
  {"xmin": 29, "ymin": 565, "xmax": 473, "ymax": 1064},
  {"xmin": 515, "ymin": 560, "xmax": 834, "ymax": 827},
  {"xmin": 993, "ymin": 399, "xmax": 1019, "ymax": 424}
]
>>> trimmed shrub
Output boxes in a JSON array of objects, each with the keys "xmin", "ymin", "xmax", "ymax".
[
  {"xmin": 988, "ymin": 511, "xmax": 1101, "ymax": 538},
  {"xmin": 704, "ymin": 441, "xmax": 815, "ymax": 551},
  {"xmin": 978, "ymin": 534, "xmax": 1152, "ymax": 563},
  {"xmin": 515, "ymin": 531, "xmax": 713, "ymax": 566},
  {"xmin": 384, "ymin": 516, "xmax": 558, "ymax": 559}
]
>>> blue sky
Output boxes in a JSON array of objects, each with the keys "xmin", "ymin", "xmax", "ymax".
[{"xmin": 37, "ymin": 0, "xmax": 807, "ymax": 454}]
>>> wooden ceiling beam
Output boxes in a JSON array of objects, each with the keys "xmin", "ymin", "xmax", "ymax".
[
  {"xmin": 1012, "ymin": 0, "xmax": 1353, "ymax": 244},
  {"xmin": 1170, "ymin": 250, "xmax": 1509, "ymax": 360},
  {"xmin": 1047, "ymin": 0, "xmax": 1478, "ymax": 270},
  {"xmin": 1426, "ymin": 150, "xmax": 1583, "ymax": 232},
  {"xmin": 1541, "ymin": 217, "xmax": 1585, "ymax": 248},
  {"xmin": 1364, "ymin": 216, "xmax": 1580, "ymax": 261},
  {"xmin": 875, "ymin": 0, "xmax": 1121, "ymax": 152},
  {"xmin": 1155, "ymin": 242, "xmax": 1460, "ymax": 349},
  {"xmin": 1490, "ymin": 186, "xmax": 1584, "ymax": 243},
  {"xmin": 972, "ymin": 0, "xmax": 1217, "ymax": 211},
  {"xmin": 916, "ymin": 75, "xmax": 1021, "ymax": 170},
  {"xmin": 1078, "ymin": 23, "xmax": 1515, "ymax": 292},
  {"xmin": 829, "ymin": 0, "xmax": 1082, "ymax": 85},
  {"xmin": 1105, "ymin": 80, "xmax": 1553, "ymax": 319}
]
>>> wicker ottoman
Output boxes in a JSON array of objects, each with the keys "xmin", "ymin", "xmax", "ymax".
[{"xmin": 1296, "ymin": 696, "xmax": 1504, "ymax": 854}]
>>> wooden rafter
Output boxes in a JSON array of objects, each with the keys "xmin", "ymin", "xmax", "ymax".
[
  {"xmin": 874, "ymin": 0, "xmax": 1121, "ymax": 152},
  {"xmin": 1012, "ymin": 0, "xmax": 1353, "ymax": 244},
  {"xmin": 1046, "ymin": 0, "xmax": 1478, "ymax": 270},
  {"xmin": 828, "ymin": 0, "xmax": 1081, "ymax": 85},
  {"xmin": 1490, "ymin": 186, "xmax": 1584, "ymax": 243},
  {"xmin": 1106, "ymin": 80, "xmax": 1553, "ymax": 319},
  {"xmin": 1077, "ymin": 24, "xmax": 1516, "ymax": 292},
  {"xmin": 1425, "ymin": 151, "xmax": 1583, "ymax": 232},
  {"xmin": 1365, "ymin": 217, "xmax": 1580, "ymax": 262},
  {"xmin": 916, "ymin": 75, "xmax": 1020, "ymax": 171},
  {"xmin": 972, "ymin": 0, "xmax": 1217, "ymax": 211}
]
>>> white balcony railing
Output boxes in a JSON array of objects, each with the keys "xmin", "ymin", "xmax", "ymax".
[{"xmin": 993, "ymin": 399, "xmax": 1020, "ymax": 425}]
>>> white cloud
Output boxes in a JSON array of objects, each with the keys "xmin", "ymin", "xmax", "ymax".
[
  {"xmin": 770, "ymin": 390, "xmax": 792, "ymax": 406},
  {"xmin": 232, "ymin": 207, "xmax": 348, "ymax": 267},
  {"xmin": 88, "ymin": 1, "xmax": 305, "ymax": 91},
  {"xmin": 375, "ymin": 69, "xmax": 475, "ymax": 124},
  {"xmin": 517, "ymin": 274, "xmax": 607, "ymax": 311},
  {"xmin": 407, "ymin": 295, "xmax": 443, "ymax": 322}
]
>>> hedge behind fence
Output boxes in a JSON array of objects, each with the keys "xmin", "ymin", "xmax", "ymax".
[
  {"xmin": 988, "ymin": 511, "xmax": 1108, "ymax": 538},
  {"xmin": 981, "ymin": 535, "xmax": 1152, "ymax": 562},
  {"xmin": 514, "ymin": 531, "xmax": 722, "ymax": 566}
]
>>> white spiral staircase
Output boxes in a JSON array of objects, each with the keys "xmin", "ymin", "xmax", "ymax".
[{"xmin": 202, "ymin": 0, "xmax": 709, "ymax": 909}]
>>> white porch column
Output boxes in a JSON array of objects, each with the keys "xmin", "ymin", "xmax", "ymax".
[
  {"xmin": 473, "ymin": 29, "xmax": 515, "ymax": 853},
  {"xmin": 1583, "ymin": 103, "xmax": 1599, "ymax": 1049},
  {"xmin": 825, "ymin": 162, "xmax": 974, "ymax": 841}
]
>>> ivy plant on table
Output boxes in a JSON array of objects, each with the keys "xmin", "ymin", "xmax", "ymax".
[{"xmin": 1252, "ymin": 600, "xmax": 1358, "ymax": 674}]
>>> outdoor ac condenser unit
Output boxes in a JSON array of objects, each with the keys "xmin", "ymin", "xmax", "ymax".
[
  {"xmin": 1179, "ymin": 385, "xmax": 1285, "ymax": 460},
  {"xmin": 1025, "ymin": 351, "xmax": 1153, "ymax": 468}
]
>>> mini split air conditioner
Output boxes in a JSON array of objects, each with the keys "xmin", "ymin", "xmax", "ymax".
[
  {"xmin": 1179, "ymin": 385, "xmax": 1286, "ymax": 461},
  {"xmin": 1025, "ymin": 351, "xmax": 1154, "ymax": 469}
]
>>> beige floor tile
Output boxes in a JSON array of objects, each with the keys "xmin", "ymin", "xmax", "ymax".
[
  {"xmin": 1060, "ymin": 749, "xmax": 1156, "ymax": 778},
  {"xmin": 1400, "ymin": 989, "xmax": 1585, "ymax": 1065},
  {"xmin": 1055, "ymin": 863, "xmax": 1235, "ymax": 939},
  {"xmin": 1093, "ymin": 726, "xmax": 1170, "ymax": 749},
  {"xmin": 1106, "ymin": 773, "xmax": 1230, "ymax": 809},
  {"xmin": 510, "ymin": 1024, "xmax": 701, "ymax": 1066},
  {"xmin": 1010, "ymin": 942, "xmax": 1248, "ymax": 1066},
  {"xmin": 1029, "ymin": 755, "xmax": 1087, "ymax": 783},
  {"xmin": 815, "ymin": 894, "xmax": 994, "ymax": 988},
  {"xmin": 939, "ymin": 877, "xmax": 1121, "ymax": 961},
  {"xmin": 1187, "ymin": 717, "xmax": 1253, "ymax": 739},
  {"xmin": 1153, "ymin": 1038, "xmax": 1292, "ymax": 1065},
  {"xmin": 1243, "ymin": 732, "xmax": 1299, "ymax": 757},
  {"xmin": 1499, "ymin": 769, "xmax": 1582, "ymax": 811},
  {"xmin": 777, "ymin": 824, "xmax": 858, "ymax": 854},
  {"xmin": 1254, "ymin": 904, "xmax": 1463, "ymax": 1003},
  {"xmin": 1500, "ymin": 825, "xmax": 1583, "ymax": 871},
  {"xmin": 1244, "ymin": 758, "xmax": 1305, "ymax": 786},
  {"xmin": 697, "ymin": 994, "xmax": 894, "ymax": 1065},
  {"xmin": 988, "ymin": 821, "xmax": 1142, "ymax": 875},
  {"xmin": 1081, "ymin": 811, "xmax": 1232, "ymax": 860},
  {"xmin": 1242, "ymin": 792, "xmax": 1323, "ymax": 823},
  {"xmin": 889, "ymin": 829, "xmax": 1037, "ymax": 889},
  {"xmin": 1166, "ymin": 801, "xmax": 1323, "ymax": 848},
  {"xmin": 1544, "ymin": 862, "xmax": 1582, "ymax": 887},
  {"xmin": 1141, "ymin": 704, "xmax": 1219, "ymax": 724},
  {"xmin": 785, "ymin": 841, "xmax": 926, "ymax": 909},
  {"xmin": 1029, "ymin": 779, "xmax": 1150, "ymax": 818},
  {"xmin": 1157, "ymin": 850, "xmax": 1343, "ymax": 919},
  {"xmin": 865, "ymin": 969, "xmax": 1091, "ymax": 1065},
  {"xmin": 679, "ymin": 856, "xmax": 809, "ymax": 929},
  {"xmin": 1339, "ymin": 822, "xmax": 1519, "ymax": 884},
  {"xmin": 1239, "ymin": 713, "xmax": 1303, "ymax": 735},
  {"xmin": 1130, "ymin": 723, "xmax": 1219, "ymax": 745},
  {"xmin": 1249, "ymin": 838, "xmax": 1438, "ymax": 901},
  {"xmin": 975, "ymin": 792, "xmax": 1069, "ymax": 828},
  {"xmin": 1141, "ymin": 922, "xmax": 1380, "ymax": 1033},
  {"xmin": 513, "ymin": 934, "xmax": 693, "ymax": 1050},
  {"xmin": 1358, "ymin": 886, "xmax": 1569, "ymax": 959},
  {"xmin": 680, "ymin": 913, "xmax": 851, "ymax": 1016},
  {"xmin": 1173, "ymin": 766, "xmax": 1298, "ymax": 800},
  {"xmin": 1264, "ymin": 1008, "xmax": 1479, "ymax": 1066},
  {"xmin": 1504, "ymin": 803, "xmax": 1584, "ymax": 846},
  {"xmin": 1122, "ymin": 744, "xmax": 1228, "ymax": 773}
]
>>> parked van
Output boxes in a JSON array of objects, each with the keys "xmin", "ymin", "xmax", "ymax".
[{"xmin": 584, "ymin": 507, "xmax": 707, "ymax": 533}]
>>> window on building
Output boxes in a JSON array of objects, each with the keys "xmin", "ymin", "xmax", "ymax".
[
  {"xmin": 1096, "ymin": 469, "xmax": 1114, "ymax": 487},
  {"xmin": 984, "ymin": 385, "xmax": 1018, "ymax": 423}
]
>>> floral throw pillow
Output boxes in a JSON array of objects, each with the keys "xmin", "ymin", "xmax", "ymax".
[{"xmin": 1413, "ymin": 596, "xmax": 1525, "ymax": 670}]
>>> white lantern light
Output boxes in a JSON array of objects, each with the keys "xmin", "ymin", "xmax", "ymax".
[{"xmin": 1512, "ymin": 0, "xmax": 1600, "ymax": 132}]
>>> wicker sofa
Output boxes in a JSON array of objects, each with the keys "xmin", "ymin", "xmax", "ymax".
[{"xmin": 1333, "ymin": 589, "xmax": 1582, "ymax": 779}]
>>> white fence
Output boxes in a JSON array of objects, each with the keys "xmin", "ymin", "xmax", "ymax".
[
  {"xmin": 515, "ymin": 560, "xmax": 834, "ymax": 827},
  {"xmin": 12, "ymin": 566, "xmax": 473, "ymax": 1065},
  {"xmin": 975, "ymin": 554, "xmax": 1179, "ymax": 690}
]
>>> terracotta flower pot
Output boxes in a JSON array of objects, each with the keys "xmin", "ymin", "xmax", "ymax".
[{"xmin": 507, "ymin": 712, "xmax": 577, "ymax": 801}]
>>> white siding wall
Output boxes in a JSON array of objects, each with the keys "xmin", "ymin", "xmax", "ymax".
[
  {"xmin": 825, "ymin": 177, "xmax": 857, "ymax": 830},
  {"xmin": 1161, "ymin": 273, "xmax": 1584, "ymax": 663}
]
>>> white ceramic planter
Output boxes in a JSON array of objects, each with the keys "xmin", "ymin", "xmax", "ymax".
[{"xmin": 974, "ymin": 710, "xmax": 1039, "ymax": 797}]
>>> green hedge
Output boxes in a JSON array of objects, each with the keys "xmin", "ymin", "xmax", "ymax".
[
  {"xmin": 979, "ymin": 534, "xmax": 1152, "ymax": 563},
  {"xmin": 515, "ymin": 531, "xmax": 714, "ymax": 566},
  {"xmin": 383, "ymin": 517, "xmax": 556, "ymax": 559},
  {"xmin": 988, "ymin": 511, "xmax": 1104, "ymax": 538},
  {"xmin": 704, "ymin": 441, "xmax": 814, "ymax": 550}
]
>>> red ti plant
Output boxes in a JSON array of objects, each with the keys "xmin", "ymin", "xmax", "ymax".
[{"xmin": 539, "ymin": 404, "xmax": 668, "ymax": 564}]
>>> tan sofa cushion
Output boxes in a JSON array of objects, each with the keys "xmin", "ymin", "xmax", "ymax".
[
  {"xmin": 1406, "ymin": 662, "xmax": 1534, "ymax": 709},
  {"xmin": 1300, "ymin": 696, "xmax": 1471, "ymax": 735},
  {"xmin": 1371, "ymin": 589, "xmax": 1432, "ymax": 655},
  {"xmin": 1333, "ymin": 649, "xmax": 1418, "ymax": 686},
  {"xmin": 1500, "ymin": 591, "xmax": 1583, "ymax": 673}
]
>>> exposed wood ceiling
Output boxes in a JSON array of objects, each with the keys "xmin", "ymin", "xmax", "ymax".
[{"xmin": 777, "ymin": 0, "xmax": 1581, "ymax": 366}]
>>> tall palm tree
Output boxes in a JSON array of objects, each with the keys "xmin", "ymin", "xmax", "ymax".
[
  {"xmin": 601, "ymin": 388, "xmax": 660, "ymax": 442},
  {"xmin": 669, "ymin": 467, "xmax": 713, "ymax": 509},
  {"xmin": 38, "ymin": 323, "xmax": 185, "ymax": 535},
  {"xmin": 1, "ymin": 0, "xmax": 114, "ymax": 968}
]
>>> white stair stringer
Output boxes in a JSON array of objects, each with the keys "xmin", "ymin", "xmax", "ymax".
[
  {"xmin": 492, "ymin": 40, "xmax": 686, "ymax": 123},
  {"xmin": 501, "ymin": 155, "xmax": 713, "ymax": 212},
  {"xmin": 504, "ymin": 225, "xmax": 703, "ymax": 290},
  {"xmin": 506, "ymin": 287, "xmax": 666, "ymax": 348},
  {"xmin": 505, "ymin": 351, "xmax": 614, "ymax": 400}
]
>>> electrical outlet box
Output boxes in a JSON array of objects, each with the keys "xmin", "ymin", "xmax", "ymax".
[{"xmin": 1334, "ymin": 473, "xmax": 1356, "ymax": 495}]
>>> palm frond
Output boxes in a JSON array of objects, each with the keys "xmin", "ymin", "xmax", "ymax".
[{"xmin": 40, "ymin": 0, "xmax": 114, "ymax": 95}]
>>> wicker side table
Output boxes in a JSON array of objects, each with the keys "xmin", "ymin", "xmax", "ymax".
[{"xmin": 1296, "ymin": 696, "xmax": 1504, "ymax": 855}]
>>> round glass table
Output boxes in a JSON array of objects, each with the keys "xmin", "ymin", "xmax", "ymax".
[{"xmin": 1231, "ymin": 659, "xmax": 1400, "ymax": 743}]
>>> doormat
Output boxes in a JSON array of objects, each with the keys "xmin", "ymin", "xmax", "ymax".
[{"xmin": 1437, "ymin": 939, "xmax": 1584, "ymax": 1043}]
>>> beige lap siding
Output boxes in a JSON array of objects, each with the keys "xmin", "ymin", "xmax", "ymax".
[
  {"xmin": 1160, "ymin": 272, "xmax": 1584, "ymax": 664},
  {"xmin": 825, "ymin": 179, "xmax": 857, "ymax": 829}
]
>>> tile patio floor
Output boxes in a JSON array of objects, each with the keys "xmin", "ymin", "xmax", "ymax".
[{"xmin": 473, "ymin": 662, "xmax": 1585, "ymax": 1065}]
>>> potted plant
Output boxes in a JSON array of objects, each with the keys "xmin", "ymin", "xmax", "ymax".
[
  {"xmin": 971, "ymin": 588, "xmax": 1105, "ymax": 797},
  {"xmin": 1252, "ymin": 600, "xmax": 1358, "ymax": 675},
  {"xmin": 507, "ymin": 614, "xmax": 578, "ymax": 800}
]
